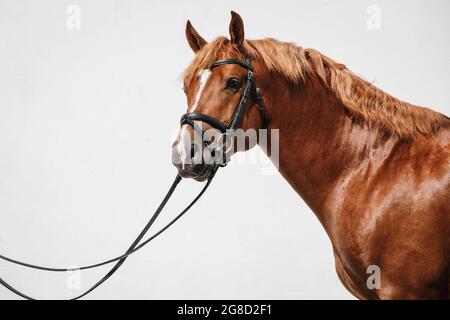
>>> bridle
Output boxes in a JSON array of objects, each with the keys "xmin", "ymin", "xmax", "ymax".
[
  {"xmin": 179, "ymin": 57, "xmax": 266, "ymax": 175},
  {"xmin": 0, "ymin": 56, "xmax": 266, "ymax": 300},
  {"xmin": 180, "ymin": 57, "xmax": 266, "ymax": 138}
]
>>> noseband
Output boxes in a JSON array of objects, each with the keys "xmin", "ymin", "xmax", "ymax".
[{"xmin": 180, "ymin": 58, "xmax": 266, "ymax": 135}]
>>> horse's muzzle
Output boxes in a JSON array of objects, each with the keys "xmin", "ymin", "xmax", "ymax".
[{"xmin": 171, "ymin": 142, "xmax": 214, "ymax": 181}]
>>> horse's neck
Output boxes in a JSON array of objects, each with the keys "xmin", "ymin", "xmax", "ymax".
[{"xmin": 263, "ymin": 74, "xmax": 397, "ymax": 225}]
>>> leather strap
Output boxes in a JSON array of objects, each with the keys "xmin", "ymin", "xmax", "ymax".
[
  {"xmin": 210, "ymin": 59, "xmax": 253, "ymax": 71},
  {"xmin": 181, "ymin": 112, "xmax": 228, "ymax": 134},
  {"xmin": 255, "ymin": 88, "xmax": 267, "ymax": 129},
  {"xmin": 0, "ymin": 169, "xmax": 220, "ymax": 300}
]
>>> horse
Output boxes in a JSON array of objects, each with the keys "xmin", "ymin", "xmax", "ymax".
[{"xmin": 172, "ymin": 11, "xmax": 450, "ymax": 299}]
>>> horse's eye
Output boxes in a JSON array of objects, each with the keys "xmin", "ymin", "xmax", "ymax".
[{"xmin": 225, "ymin": 78, "xmax": 241, "ymax": 91}]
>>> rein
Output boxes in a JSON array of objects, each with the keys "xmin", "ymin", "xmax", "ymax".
[
  {"xmin": 0, "ymin": 173, "xmax": 214, "ymax": 300},
  {"xmin": 0, "ymin": 58, "xmax": 264, "ymax": 300},
  {"xmin": 0, "ymin": 172, "xmax": 220, "ymax": 300}
]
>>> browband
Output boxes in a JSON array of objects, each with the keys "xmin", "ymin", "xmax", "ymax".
[{"xmin": 209, "ymin": 59, "xmax": 253, "ymax": 71}]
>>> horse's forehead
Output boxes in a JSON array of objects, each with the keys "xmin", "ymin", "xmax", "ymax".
[
  {"xmin": 185, "ymin": 45, "xmax": 242, "ymax": 93},
  {"xmin": 217, "ymin": 45, "xmax": 240, "ymax": 58}
]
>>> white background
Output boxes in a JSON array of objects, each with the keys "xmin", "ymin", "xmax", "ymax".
[{"xmin": 0, "ymin": 0, "xmax": 449, "ymax": 299}]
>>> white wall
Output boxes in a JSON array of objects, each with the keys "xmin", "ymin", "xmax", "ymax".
[{"xmin": 0, "ymin": 0, "xmax": 448, "ymax": 299}]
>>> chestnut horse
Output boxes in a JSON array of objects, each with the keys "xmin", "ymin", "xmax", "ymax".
[{"xmin": 172, "ymin": 12, "xmax": 450, "ymax": 299}]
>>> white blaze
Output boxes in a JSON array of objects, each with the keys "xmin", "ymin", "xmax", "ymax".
[
  {"xmin": 192, "ymin": 69, "xmax": 212, "ymax": 111},
  {"xmin": 176, "ymin": 70, "xmax": 212, "ymax": 168}
]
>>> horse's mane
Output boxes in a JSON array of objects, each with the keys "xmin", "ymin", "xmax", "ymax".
[{"xmin": 183, "ymin": 37, "xmax": 450, "ymax": 138}]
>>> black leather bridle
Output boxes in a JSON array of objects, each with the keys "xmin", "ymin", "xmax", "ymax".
[{"xmin": 180, "ymin": 57, "xmax": 266, "ymax": 136}]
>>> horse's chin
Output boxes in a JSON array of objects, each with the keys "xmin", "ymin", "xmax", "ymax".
[
  {"xmin": 193, "ymin": 175, "xmax": 208, "ymax": 182},
  {"xmin": 192, "ymin": 165, "xmax": 214, "ymax": 182},
  {"xmin": 177, "ymin": 164, "xmax": 213, "ymax": 182}
]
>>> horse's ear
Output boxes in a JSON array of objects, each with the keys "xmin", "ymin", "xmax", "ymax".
[
  {"xmin": 229, "ymin": 11, "xmax": 244, "ymax": 49},
  {"xmin": 185, "ymin": 20, "xmax": 207, "ymax": 53}
]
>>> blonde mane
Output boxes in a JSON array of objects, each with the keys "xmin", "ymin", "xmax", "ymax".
[{"xmin": 183, "ymin": 37, "xmax": 450, "ymax": 138}]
